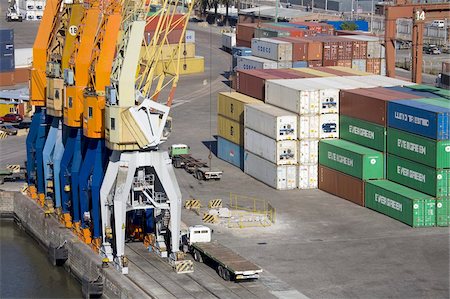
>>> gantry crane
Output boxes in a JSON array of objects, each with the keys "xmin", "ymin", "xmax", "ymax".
[
  {"xmin": 42, "ymin": 0, "xmax": 84, "ymax": 216},
  {"xmin": 99, "ymin": 0, "xmax": 195, "ymax": 274},
  {"xmin": 60, "ymin": 0, "xmax": 102, "ymax": 231},
  {"xmin": 385, "ymin": 1, "xmax": 450, "ymax": 83}
]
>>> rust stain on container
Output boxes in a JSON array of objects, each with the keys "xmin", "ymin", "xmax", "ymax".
[
  {"xmin": 308, "ymin": 60, "xmax": 322, "ymax": 67},
  {"xmin": 337, "ymin": 59, "xmax": 352, "ymax": 68},
  {"xmin": 237, "ymin": 23, "xmax": 259, "ymax": 43},
  {"xmin": 318, "ymin": 165, "xmax": 365, "ymax": 207},
  {"xmin": 275, "ymin": 37, "xmax": 308, "ymax": 61},
  {"xmin": 366, "ymin": 58, "xmax": 381, "ymax": 75},
  {"xmin": 340, "ymin": 87, "xmax": 423, "ymax": 126}
]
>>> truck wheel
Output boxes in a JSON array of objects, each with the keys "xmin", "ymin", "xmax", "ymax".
[
  {"xmin": 223, "ymin": 269, "xmax": 231, "ymax": 281},
  {"xmin": 193, "ymin": 250, "xmax": 203, "ymax": 263}
]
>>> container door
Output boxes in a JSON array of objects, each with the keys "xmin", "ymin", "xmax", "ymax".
[
  {"xmin": 286, "ymin": 165, "xmax": 297, "ymax": 189},
  {"xmin": 277, "ymin": 166, "xmax": 287, "ymax": 190}
]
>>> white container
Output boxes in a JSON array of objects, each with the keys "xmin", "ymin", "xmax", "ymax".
[
  {"xmin": 251, "ymin": 38, "xmax": 293, "ymax": 61},
  {"xmin": 298, "ymin": 164, "xmax": 318, "ymax": 189},
  {"xmin": 245, "ymin": 128, "xmax": 297, "ymax": 165},
  {"xmin": 35, "ymin": 10, "xmax": 43, "ymax": 19},
  {"xmin": 277, "ymin": 61, "xmax": 293, "ymax": 68},
  {"xmin": 222, "ymin": 33, "xmax": 236, "ymax": 50},
  {"xmin": 185, "ymin": 30, "xmax": 195, "ymax": 43},
  {"xmin": 25, "ymin": 0, "xmax": 35, "ymax": 9},
  {"xmin": 298, "ymin": 139, "xmax": 318, "ymax": 164},
  {"xmin": 345, "ymin": 75, "xmax": 416, "ymax": 87},
  {"xmin": 26, "ymin": 10, "xmax": 36, "ymax": 20},
  {"xmin": 236, "ymin": 56, "xmax": 278, "ymax": 70},
  {"xmin": 35, "ymin": 1, "xmax": 44, "ymax": 9},
  {"xmin": 352, "ymin": 59, "xmax": 366, "ymax": 72},
  {"xmin": 380, "ymin": 59, "xmax": 386, "ymax": 76},
  {"xmin": 244, "ymin": 151, "xmax": 297, "ymax": 190},
  {"xmin": 245, "ymin": 103, "xmax": 297, "ymax": 141},
  {"xmin": 319, "ymin": 114, "xmax": 339, "ymax": 139},
  {"xmin": 311, "ymin": 76, "xmax": 378, "ymax": 90},
  {"xmin": 14, "ymin": 48, "xmax": 33, "ymax": 67},
  {"xmin": 298, "ymin": 114, "xmax": 339, "ymax": 139}
]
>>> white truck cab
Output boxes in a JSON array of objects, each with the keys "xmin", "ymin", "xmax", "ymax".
[{"xmin": 187, "ymin": 225, "xmax": 211, "ymax": 245}]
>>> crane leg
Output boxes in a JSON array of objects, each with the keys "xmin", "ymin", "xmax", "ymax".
[
  {"xmin": 53, "ymin": 126, "xmax": 65, "ymax": 211},
  {"xmin": 26, "ymin": 107, "xmax": 44, "ymax": 200},
  {"xmin": 36, "ymin": 111, "xmax": 51, "ymax": 206}
]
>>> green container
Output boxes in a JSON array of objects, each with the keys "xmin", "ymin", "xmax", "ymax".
[
  {"xmin": 387, "ymin": 128, "xmax": 450, "ymax": 169},
  {"xmin": 409, "ymin": 85, "xmax": 450, "ymax": 99},
  {"xmin": 387, "ymin": 154, "xmax": 450, "ymax": 197},
  {"xmin": 436, "ymin": 197, "xmax": 449, "ymax": 227},
  {"xmin": 254, "ymin": 28, "xmax": 290, "ymax": 38},
  {"xmin": 365, "ymin": 180, "xmax": 436, "ymax": 227},
  {"xmin": 411, "ymin": 97, "xmax": 450, "ymax": 108},
  {"xmin": 319, "ymin": 139, "xmax": 384, "ymax": 180},
  {"xmin": 340, "ymin": 115, "xmax": 386, "ymax": 152}
]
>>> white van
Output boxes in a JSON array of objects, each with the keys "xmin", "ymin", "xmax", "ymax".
[{"xmin": 431, "ymin": 20, "xmax": 445, "ymax": 28}]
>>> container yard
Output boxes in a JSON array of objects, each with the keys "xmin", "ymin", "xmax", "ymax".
[{"xmin": 1, "ymin": 0, "xmax": 450, "ymax": 298}]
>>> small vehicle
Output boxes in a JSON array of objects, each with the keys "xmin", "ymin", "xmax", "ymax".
[
  {"xmin": 0, "ymin": 117, "xmax": 3, "ymax": 124},
  {"xmin": 2, "ymin": 113, "xmax": 23, "ymax": 123},
  {"xmin": 13, "ymin": 121, "xmax": 31, "ymax": 129},
  {"xmin": 431, "ymin": 20, "xmax": 445, "ymax": 28},
  {"xmin": 189, "ymin": 17, "xmax": 204, "ymax": 23},
  {"xmin": 0, "ymin": 165, "xmax": 26, "ymax": 184},
  {"xmin": 181, "ymin": 225, "xmax": 263, "ymax": 281},
  {"xmin": 0, "ymin": 125, "xmax": 18, "ymax": 135},
  {"xmin": 169, "ymin": 144, "xmax": 223, "ymax": 181}
]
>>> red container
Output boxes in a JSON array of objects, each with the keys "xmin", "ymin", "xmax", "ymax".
[
  {"xmin": 335, "ymin": 30, "xmax": 375, "ymax": 36},
  {"xmin": 339, "ymin": 87, "xmax": 422, "ymax": 126},
  {"xmin": 145, "ymin": 14, "xmax": 184, "ymax": 32},
  {"xmin": 350, "ymin": 39, "xmax": 368, "ymax": 59},
  {"xmin": 292, "ymin": 38, "xmax": 322, "ymax": 60},
  {"xmin": 330, "ymin": 36, "xmax": 353, "ymax": 60},
  {"xmin": 319, "ymin": 165, "xmax": 365, "ymax": 207},
  {"xmin": 0, "ymin": 71, "xmax": 14, "ymax": 86},
  {"xmin": 337, "ymin": 59, "xmax": 352, "ymax": 68},
  {"xmin": 287, "ymin": 68, "xmax": 320, "ymax": 78},
  {"xmin": 236, "ymin": 39, "xmax": 251, "ymax": 48},
  {"xmin": 144, "ymin": 29, "xmax": 183, "ymax": 44},
  {"xmin": 290, "ymin": 21, "xmax": 323, "ymax": 34},
  {"xmin": 308, "ymin": 36, "xmax": 338, "ymax": 61},
  {"xmin": 366, "ymin": 58, "xmax": 381, "ymax": 74},
  {"xmin": 308, "ymin": 60, "xmax": 322, "ymax": 67},
  {"xmin": 262, "ymin": 25, "xmax": 308, "ymax": 38},
  {"xmin": 264, "ymin": 69, "xmax": 310, "ymax": 79},
  {"xmin": 274, "ymin": 37, "xmax": 308, "ymax": 61},
  {"xmin": 237, "ymin": 70, "xmax": 282, "ymax": 100},
  {"xmin": 312, "ymin": 66, "xmax": 353, "ymax": 76},
  {"xmin": 323, "ymin": 59, "xmax": 338, "ymax": 67},
  {"xmin": 237, "ymin": 23, "xmax": 259, "ymax": 43}
]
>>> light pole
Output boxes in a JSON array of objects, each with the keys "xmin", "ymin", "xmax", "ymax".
[
  {"xmin": 370, "ymin": 0, "xmax": 374, "ymax": 32},
  {"xmin": 275, "ymin": 0, "xmax": 278, "ymax": 22}
]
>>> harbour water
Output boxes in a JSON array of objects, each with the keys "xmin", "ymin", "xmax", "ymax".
[{"xmin": 0, "ymin": 220, "xmax": 82, "ymax": 298}]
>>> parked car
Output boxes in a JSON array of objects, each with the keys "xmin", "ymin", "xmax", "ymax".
[
  {"xmin": 13, "ymin": 121, "xmax": 31, "ymax": 129},
  {"xmin": 431, "ymin": 20, "xmax": 446, "ymax": 28},
  {"xmin": 0, "ymin": 117, "xmax": 3, "ymax": 124},
  {"xmin": 424, "ymin": 45, "xmax": 441, "ymax": 55},
  {"xmin": 0, "ymin": 125, "xmax": 18, "ymax": 135},
  {"xmin": 1, "ymin": 113, "xmax": 23, "ymax": 123}
]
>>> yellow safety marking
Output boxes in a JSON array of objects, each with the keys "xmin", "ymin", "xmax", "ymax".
[
  {"xmin": 184, "ymin": 199, "xmax": 201, "ymax": 209},
  {"xmin": 202, "ymin": 213, "xmax": 219, "ymax": 224},
  {"xmin": 6, "ymin": 164, "xmax": 20, "ymax": 173},
  {"xmin": 175, "ymin": 260, "xmax": 194, "ymax": 274},
  {"xmin": 21, "ymin": 184, "xmax": 28, "ymax": 193},
  {"xmin": 0, "ymin": 131, "xmax": 7, "ymax": 139},
  {"xmin": 208, "ymin": 199, "xmax": 222, "ymax": 209}
]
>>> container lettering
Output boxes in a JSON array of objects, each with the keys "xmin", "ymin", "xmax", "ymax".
[
  {"xmin": 397, "ymin": 166, "xmax": 426, "ymax": 183},
  {"xmin": 394, "ymin": 112, "xmax": 429, "ymax": 127},
  {"xmin": 328, "ymin": 151, "xmax": 354, "ymax": 167},
  {"xmin": 375, "ymin": 193, "xmax": 403, "ymax": 212},
  {"xmin": 348, "ymin": 125, "xmax": 374, "ymax": 140},
  {"xmin": 397, "ymin": 138, "xmax": 426, "ymax": 155}
]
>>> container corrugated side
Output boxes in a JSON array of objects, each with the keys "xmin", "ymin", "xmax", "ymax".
[
  {"xmin": 319, "ymin": 139, "xmax": 384, "ymax": 180},
  {"xmin": 244, "ymin": 128, "xmax": 298, "ymax": 165},
  {"xmin": 217, "ymin": 136, "xmax": 244, "ymax": 170},
  {"xmin": 365, "ymin": 179, "xmax": 435, "ymax": 227},
  {"xmin": 222, "ymin": 33, "xmax": 236, "ymax": 50},
  {"xmin": 387, "ymin": 99, "xmax": 450, "ymax": 140},
  {"xmin": 217, "ymin": 92, "xmax": 262, "ymax": 123},
  {"xmin": 298, "ymin": 139, "xmax": 319, "ymax": 164},
  {"xmin": 298, "ymin": 114, "xmax": 339, "ymax": 139},
  {"xmin": 245, "ymin": 103, "xmax": 297, "ymax": 141},
  {"xmin": 217, "ymin": 115, "xmax": 244, "ymax": 145},
  {"xmin": 436, "ymin": 197, "xmax": 449, "ymax": 227},
  {"xmin": 299, "ymin": 164, "xmax": 318, "ymax": 189},
  {"xmin": 251, "ymin": 38, "xmax": 293, "ymax": 61},
  {"xmin": 319, "ymin": 165, "xmax": 365, "ymax": 206},
  {"xmin": 244, "ymin": 151, "xmax": 297, "ymax": 190},
  {"xmin": 340, "ymin": 115, "xmax": 386, "ymax": 152},
  {"xmin": 387, "ymin": 154, "xmax": 449, "ymax": 198},
  {"xmin": 387, "ymin": 127, "xmax": 450, "ymax": 169},
  {"xmin": 236, "ymin": 56, "xmax": 278, "ymax": 70}
]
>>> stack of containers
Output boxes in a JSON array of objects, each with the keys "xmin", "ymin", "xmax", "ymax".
[
  {"xmin": 231, "ymin": 46, "xmax": 252, "ymax": 72},
  {"xmin": 244, "ymin": 103, "xmax": 298, "ymax": 190},
  {"xmin": 251, "ymin": 38, "xmax": 293, "ymax": 68},
  {"xmin": 340, "ymin": 35, "xmax": 386, "ymax": 75},
  {"xmin": 265, "ymin": 78, "xmax": 340, "ymax": 189},
  {"xmin": 385, "ymin": 98, "xmax": 450, "ymax": 227},
  {"xmin": 222, "ymin": 32, "xmax": 236, "ymax": 52},
  {"xmin": 143, "ymin": 15, "xmax": 203, "ymax": 75},
  {"xmin": 0, "ymin": 29, "xmax": 15, "ymax": 86},
  {"xmin": 217, "ymin": 92, "xmax": 262, "ymax": 170}
]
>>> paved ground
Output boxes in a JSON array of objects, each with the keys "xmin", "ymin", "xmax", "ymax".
[{"xmin": 0, "ymin": 18, "xmax": 449, "ymax": 299}]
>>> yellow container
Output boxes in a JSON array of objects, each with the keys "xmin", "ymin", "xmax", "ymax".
[
  {"xmin": 290, "ymin": 68, "xmax": 334, "ymax": 77},
  {"xmin": 217, "ymin": 92, "xmax": 262, "ymax": 124},
  {"xmin": 217, "ymin": 115, "xmax": 243, "ymax": 145},
  {"xmin": 328, "ymin": 66, "xmax": 372, "ymax": 76},
  {"xmin": 155, "ymin": 56, "xmax": 204, "ymax": 76},
  {"xmin": 140, "ymin": 43, "xmax": 196, "ymax": 61}
]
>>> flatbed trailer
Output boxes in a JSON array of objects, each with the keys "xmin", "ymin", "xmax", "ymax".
[
  {"xmin": 190, "ymin": 241, "xmax": 262, "ymax": 281},
  {"xmin": 172, "ymin": 154, "xmax": 222, "ymax": 180}
]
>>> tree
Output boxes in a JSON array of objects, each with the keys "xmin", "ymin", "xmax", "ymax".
[{"xmin": 341, "ymin": 22, "xmax": 358, "ymax": 31}]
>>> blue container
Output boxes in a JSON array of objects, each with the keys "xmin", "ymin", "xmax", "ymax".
[
  {"xmin": 0, "ymin": 29, "xmax": 13, "ymax": 43},
  {"xmin": 386, "ymin": 86, "xmax": 438, "ymax": 99},
  {"xmin": 325, "ymin": 20, "xmax": 369, "ymax": 31},
  {"xmin": 232, "ymin": 47, "xmax": 252, "ymax": 57},
  {"xmin": 0, "ymin": 54, "xmax": 14, "ymax": 72},
  {"xmin": 217, "ymin": 136, "xmax": 244, "ymax": 170},
  {"xmin": 271, "ymin": 22, "xmax": 308, "ymax": 29},
  {"xmin": 387, "ymin": 99, "xmax": 450, "ymax": 140},
  {"xmin": 292, "ymin": 61, "xmax": 308, "ymax": 68},
  {"xmin": 0, "ymin": 42, "xmax": 14, "ymax": 55}
]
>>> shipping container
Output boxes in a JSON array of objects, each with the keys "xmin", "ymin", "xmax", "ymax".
[
  {"xmin": 299, "ymin": 164, "xmax": 318, "ymax": 189},
  {"xmin": 25, "ymin": 0, "xmax": 34, "ymax": 9},
  {"xmin": 217, "ymin": 91, "xmax": 262, "ymax": 123},
  {"xmin": 145, "ymin": 14, "xmax": 184, "ymax": 32},
  {"xmin": 318, "ymin": 165, "xmax": 365, "ymax": 206},
  {"xmin": 236, "ymin": 23, "xmax": 259, "ymax": 44},
  {"xmin": 35, "ymin": 0, "xmax": 44, "ymax": 9},
  {"xmin": 292, "ymin": 67, "xmax": 332, "ymax": 77},
  {"xmin": 340, "ymin": 115, "xmax": 386, "ymax": 152},
  {"xmin": 341, "ymin": 35, "xmax": 385, "ymax": 59},
  {"xmin": 387, "ymin": 154, "xmax": 449, "ymax": 198},
  {"xmin": 387, "ymin": 127, "xmax": 450, "ymax": 169},
  {"xmin": 261, "ymin": 25, "xmax": 310, "ymax": 38},
  {"xmin": 340, "ymin": 87, "xmax": 422, "ymax": 126},
  {"xmin": 328, "ymin": 66, "xmax": 371, "ymax": 76},
  {"xmin": 408, "ymin": 84, "xmax": 450, "ymax": 99},
  {"xmin": 277, "ymin": 61, "xmax": 293, "ymax": 68},
  {"xmin": 0, "ymin": 55, "xmax": 14, "ymax": 72},
  {"xmin": 217, "ymin": 115, "xmax": 243, "ymax": 145},
  {"xmin": 298, "ymin": 139, "xmax": 319, "ymax": 164},
  {"xmin": 245, "ymin": 128, "xmax": 298, "ymax": 165},
  {"xmin": 323, "ymin": 60, "xmax": 338, "ymax": 67},
  {"xmin": 140, "ymin": 43, "xmax": 195, "ymax": 61},
  {"xmin": 154, "ymin": 56, "xmax": 204, "ymax": 76},
  {"xmin": 292, "ymin": 61, "xmax": 308, "ymax": 68},
  {"xmin": 0, "ymin": 29, "xmax": 14, "ymax": 43},
  {"xmin": 308, "ymin": 36, "xmax": 339, "ymax": 61},
  {"xmin": 343, "ymin": 37, "xmax": 368, "ymax": 59},
  {"xmin": 254, "ymin": 28, "xmax": 290, "ymax": 39},
  {"xmin": 319, "ymin": 114, "xmax": 339, "ymax": 139},
  {"xmin": 236, "ymin": 69, "xmax": 283, "ymax": 100},
  {"xmin": 308, "ymin": 60, "xmax": 322, "ymax": 67},
  {"xmin": 354, "ymin": 75, "xmax": 416, "ymax": 87},
  {"xmin": 0, "ymin": 43, "xmax": 14, "ymax": 56},
  {"xmin": 351, "ymin": 59, "xmax": 367, "ymax": 72},
  {"xmin": 274, "ymin": 37, "xmax": 308, "ymax": 61},
  {"xmin": 185, "ymin": 30, "xmax": 195, "ymax": 43},
  {"xmin": 35, "ymin": 11, "xmax": 43, "ymax": 20},
  {"xmin": 299, "ymin": 115, "xmax": 319, "ymax": 139},
  {"xmin": 245, "ymin": 103, "xmax": 297, "ymax": 141},
  {"xmin": 366, "ymin": 58, "xmax": 381, "ymax": 75},
  {"xmin": 144, "ymin": 29, "xmax": 184, "ymax": 44},
  {"xmin": 365, "ymin": 180, "xmax": 435, "ymax": 227},
  {"xmin": 337, "ymin": 59, "xmax": 352, "ymax": 68},
  {"xmin": 319, "ymin": 139, "xmax": 384, "ymax": 180},
  {"xmin": 387, "ymin": 86, "xmax": 443, "ymax": 99},
  {"xmin": 387, "ymin": 99, "xmax": 450, "ymax": 140},
  {"xmin": 312, "ymin": 75, "xmax": 378, "ymax": 90},
  {"xmin": 222, "ymin": 33, "xmax": 236, "ymax": 50},
  {"xmin": 380, "ymin": 59, "xmax": 386, "ymax": 76},
  {"xmin": 436, "ymin": 197, "xmax": 449, "ymax": 227},
  {"xmin": 14, "ymin": 48, "xmax": 32, "ymax": 67},
  {"xmin": 0, "ymin": 71, "xmax": 14, "ymax": 86},
  {"xmin": 232, "ymin": 47, "xmax": 252, "ymax": 57},
  {"xmin": 236, "ymin": 56, "xmax": 278, "ymax": 70},
  {"xmin": 244, "ymin": 151, "xmax": 297, "ymax": 190},
  {"xmin": 217, "ymin": 136, "xmax": 244, "ymax": 170},
  {"xmin": 236, "ymin": 39, "xmax": 251, "ymax": 48}
]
